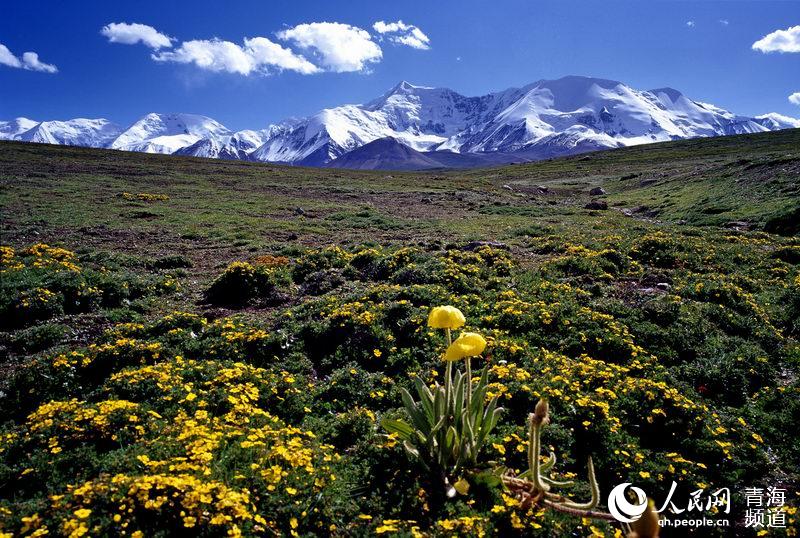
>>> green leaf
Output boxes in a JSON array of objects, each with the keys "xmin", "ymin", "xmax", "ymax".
[
  {"xmin": 453, "ymin": 374, "xmax": 465, "ymax": 421},
  {"xmin": 415, "ymin": 377, "xmax": 435, "ymax": 420},
  {"xmin": 399, "ymin": 388, "xmax": 431, "ymax": 434},
  {"xmin": 381, "ymin": 418, "xmax": 415, "ymax": 440},
  {"xmin": 402, "ymin": 440, "xmax": 421, "ymax": 460}
]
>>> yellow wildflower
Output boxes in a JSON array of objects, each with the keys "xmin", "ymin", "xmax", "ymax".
[
  {"xmin": 427, "ymin": 306, "xmax": 466, "ymax": 329},
  {"xmin": 444, "ymin": 332, "xmax": 487, "ymax": 361}
]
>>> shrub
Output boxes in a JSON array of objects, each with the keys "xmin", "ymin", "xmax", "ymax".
[
  {"xmin": 0, "ymin": 244, "xmax": 178, "ymax": 328},
  {"xmin": 205, "ymin": 261, "xmax": 289, "ymax": 306},
  {"xmin": 630, "ymin": 231, "xmax": 685, "ymax": 268},
  {"xmin": 6, "ymin": 323, "xmax": 68, "ymax": 355}
]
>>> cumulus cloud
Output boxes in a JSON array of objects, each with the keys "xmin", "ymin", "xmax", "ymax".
[
  {"xmin": 0, "ymin": 43, "xmax": 57, "ymax": 73},
  {"xmin": 101, "ymin": 22, "xmax": 174, "ymax": 49},
  {"xmin": 0, "ymin": 44, "xmax": 21, "ymax": 68},
  {"xmin": 20, "ymin": 52, "xmax": 58, "ymax": 73},
  {"xmin": 686, "ymin": 21, "xmax": 696, "ymax": 28},
  {"xmin": 752, "ymin": 25, "xmax": 800, "ymax": 53},
  {"xmin": 789, "ymin": 92, "xmax": 800, "ymax": 106},
  {"xmin": 372, "ymin": 20, "xmax": 431, "ymax": 50},
  {"xmin": 277, "ymin": 22, "xmax": 382, "ymax": 72},
  {"xmin": 152, "ymin": 36, "xmax": 319, "ymax": 75}
]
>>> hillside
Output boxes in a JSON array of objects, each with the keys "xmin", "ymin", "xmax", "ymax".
[{"xmin": 0, "ymin": 129, "xmax": 799, "ymax": 536}]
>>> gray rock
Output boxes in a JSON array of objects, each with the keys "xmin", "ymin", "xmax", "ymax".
[
  {"xmin": 589, "ymin": 187, "xmax": 606, "ymax": 196},
  {"xmin": 584, "ymin": 200, "xmax": 608, "ymax": 210},
  {"xmin": 724, "ymin": 221, "xmax": 752, "ymax": 230},
  {"xmin": 639, "ymin": 178, "xmax": 658, "ymax": 187}
]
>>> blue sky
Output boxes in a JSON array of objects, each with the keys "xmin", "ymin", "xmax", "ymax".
[{"xmin": 1, "ymin": 0, "xmax": 798, "ymax": 131}]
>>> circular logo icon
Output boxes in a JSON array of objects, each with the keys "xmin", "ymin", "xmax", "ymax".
[{"xmin": 608, "ymin": 482, "xmax": 648, "ymax": 523}]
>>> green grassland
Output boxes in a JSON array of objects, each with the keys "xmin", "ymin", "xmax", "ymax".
[{"xmin": 0, "ymin": 130, "xmax": 798, "ymax": 537}]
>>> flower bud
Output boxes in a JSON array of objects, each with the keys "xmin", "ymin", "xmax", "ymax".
[
  {"xmin": 532, "ymin": 398, "xmax": 550, "ymax": 425},
  {"xmin": 629, "ymin": 499, "xmax": 660, "ymax": 538}
]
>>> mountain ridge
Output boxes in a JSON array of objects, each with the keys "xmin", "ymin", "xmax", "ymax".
[{"xmin": 2, "ymin": 76, "xmax": 798, "ymax": 170}]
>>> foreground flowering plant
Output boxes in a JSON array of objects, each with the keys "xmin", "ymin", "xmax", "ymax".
[
  {"xmin": 382, "ymin": 306, "xmax": 502, "ymax": 496},
  {"xmin": 384, "ymin": 306, "xmax": 661, "ymax": 536}
]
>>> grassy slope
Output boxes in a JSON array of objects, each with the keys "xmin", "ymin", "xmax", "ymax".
[
  {"xmin": 0, "ymin": 130, "xmax": 799, "ymax": 536},
  {"xmin": 2, "ymin": 128, "xmax": 798, "ymax": 254}
]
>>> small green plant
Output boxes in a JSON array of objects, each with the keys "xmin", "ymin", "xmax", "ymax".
[{"xmin": 382, "ymin": 306, "xmax": 502, "ymax": 495}]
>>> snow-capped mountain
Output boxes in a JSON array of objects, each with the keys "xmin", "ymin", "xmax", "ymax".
[
  {"xmin": 174, "ymin": 130, "xmax": 271, "ymax": 160},
  {"xmin": 753, "ymin": 113, "xmax": 800, "ymax": 131},
  {"xmin": 2, "ymin": 76, "xmax": 798, "ymax": 169},
  {"xmin": 250, "ymin": 81, "xmax": 530, "ymax": 164},
  {"xmin": 0, "ymin": 118, "xmax": 121, "ymax": 147},
  {"xmin": 109, "ymin": 113, "xmax": 232, "ymax": 154},
  {"xmin": 250, "ymin": 76, "xmax": 796, "ymax": 165},
  {"xmin": 0, "ymin": 118, "xmax": 40, "ymax": 140},
  {"xmin": 455, "ymin": 78, "xmax": 773, "ymax": 155}
]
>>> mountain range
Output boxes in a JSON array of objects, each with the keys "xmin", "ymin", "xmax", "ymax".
[{"xmin": 2, "ymin": 76, "xmax": 799, "ymax": 170}]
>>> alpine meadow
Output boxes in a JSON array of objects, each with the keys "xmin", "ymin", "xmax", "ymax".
[
  {"xmin": 1, "ymin": 126, "xmax": 799, "ymax": 536},
  {"xmin": 1, "ymin": 2, "xmax": 800, "ymax": 537}
]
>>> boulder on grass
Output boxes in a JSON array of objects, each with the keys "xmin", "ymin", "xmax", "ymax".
[{"xmin": 584, "ymin": 200, "xmax": 608, "ymax": 210}]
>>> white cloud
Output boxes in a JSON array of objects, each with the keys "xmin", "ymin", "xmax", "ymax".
[
  {"xmin": 152, "ymin": 36, "xmax": 319, "ymax": 75},
  {"xmin": 0, "ymin": 42, "xmax": 57, "ymax": 73},
  {"xmin": 789, "ymin": 92, "xmax": 800, "ymax": 106},
  {"xmin": 752, "ymin": 25, "xmax": 800, "ymax": 53},
  {"xmin": 277, "ymin": 22, "xmax": 382, "ymax": 72},
  {"xmin": 719, "ymin": 19, "xmax": 729, "ymax": 26},
  {"xmin": 20, "ymin": 52, "xmax": 58, "ymax": 73},
  {"xmin": 101, "ymin": 22, "xmax": 174, "ymax": 49},
  {"xmin": 686, "ymin": 21, "xmax": 695, "ymax": 28},
  {"xmin": 373, "ymin": 20, "xmax": 431, "ymax": 50},
  {"xmin": 0, "ymin": 44, "xmax": 22, "ymax": 68}
]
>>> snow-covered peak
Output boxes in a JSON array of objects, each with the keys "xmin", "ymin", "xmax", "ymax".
[
  {"xmin": 7, "ymin": 118, "xmax": 122, "ymax": 147},
  {"xmin": 111, "ymin": 113, "xmax": 231, "ymax": 154},
  {"xmin": 0, "ymin": 118, "xmax": 39, "ymax": 140},
  {"xmin": 650, "ymin": 87, "xmax": 685, "ymax": 105},
  {"xmin": 754, "ymin": 113, "xmax": 800, "ymax": 130}
]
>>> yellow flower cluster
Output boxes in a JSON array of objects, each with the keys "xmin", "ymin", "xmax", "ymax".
[
  {"xmin": 24, "ymin": 398, "xmax": 145, "ymax": 453},
  {"xmin": 1, "ymin": 243, "xmax": 82, "ymax": 273},
  {"xmin": 50, "ymin": 339, "xmax": 163, "ymax": 370},
  {"xmin": 325, "ymin": 300, "xmax": 378, "ymax": 326},
  {"xmin": 8, "ymin": 355, "xmax": 342, "ymax": 537},
  {"xmin": 0, "ymin": 246, "xmax": 23, "ymax": 271}
]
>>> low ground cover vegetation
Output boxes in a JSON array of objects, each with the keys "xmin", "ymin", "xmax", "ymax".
[{"xmin": 1, "ymin": 236, "xmax": 797, "ymax": 536}]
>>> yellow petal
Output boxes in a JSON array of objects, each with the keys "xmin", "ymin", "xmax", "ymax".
[
  {"xmin": 444, "ymin": 332, "xmax": 487, "ymax": 361},
  {"xmin": 453, "ymin": 477, "xmax": 470, "ymax": 495},
  {"xmin": 427, "ymin": 306, "xmax": 466, "ymax": 329}
]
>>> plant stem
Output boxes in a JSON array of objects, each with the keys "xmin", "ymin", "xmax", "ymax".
[
  {"xmin": 529, "ymin": 415, "xmax": 545, "ymax": 492},
  {"xmin": 445, "ymin": 328, "xmax": 453, "ymax": 409},
  {"xmin": 465, "ymin": 357, "xmax": 472, "ymax": 411}
]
